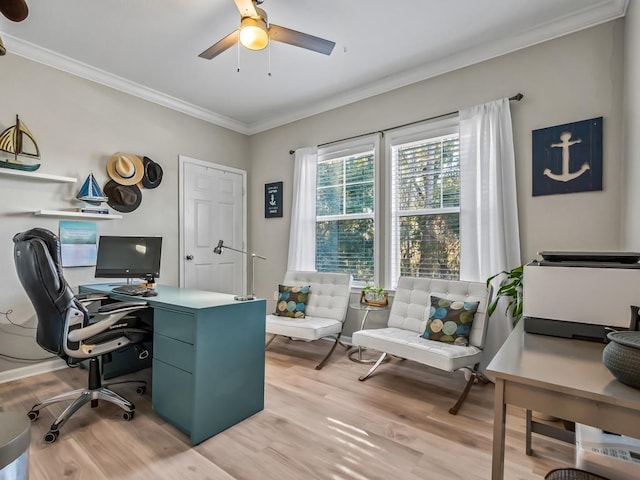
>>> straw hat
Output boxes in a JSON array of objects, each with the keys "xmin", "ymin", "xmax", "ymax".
[
  {"xmin": 104, "ymin": 180, "xmax": 142, "ymax": 213},
  {"xmin": 106, "ymin": 153, "xmax": 144, "ymax": 186},
  {"xmin": 141, "ymin": 156, "xmax": 163, "ymax": 189}
]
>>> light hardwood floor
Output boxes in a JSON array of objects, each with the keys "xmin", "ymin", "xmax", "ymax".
[{"xmin": 0, "ymin": 339, "xmax": 573, "ymax": 479}]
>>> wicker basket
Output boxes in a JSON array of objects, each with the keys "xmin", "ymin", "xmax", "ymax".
[
  {"xmin": 602, "ymin": 331, "xmax": 640, "ymax": 389},
  {"xmin": 359, "ymin": 291, "xmax": 388, "ymax": 307},
  {"xmin": 544, "ymin": 468, "xmax": 610, "ymax": 480}
]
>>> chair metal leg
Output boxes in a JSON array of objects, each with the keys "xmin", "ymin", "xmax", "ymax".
[
  {"xmin": 265, "ymin": 334, "xmax": 277, "ymax": 348},
  {"xmin": 49, "ymin": 391, "xmax": 93, "ymax": 432},
  {"xmin": 104, "ymin": 379, "xmax": 147, "ymax": 395},
  {"xmin": 358, "ymin": 352, "xmax": 388, "ymax": 381},
  {"xmin": 449, "ymin": 366, "xmax": 479, "ymax": 415},
  {"xmin": 46, "ymin": 386, "xmax": 136, "ymax": 433},
  {"xmin": 315, "ymin": 333, "xmax": 342, "ymax": 370},
  {"xmin": 29, "ymin": 387, "xmax": 87, "ymax": 412},
  {"xmin": 28, "ymin": 355, "xmax": 143, "ymax": 443},
  {"xmin": 95, "ymin": 387, "xmax": 136, "ymax": 411}
]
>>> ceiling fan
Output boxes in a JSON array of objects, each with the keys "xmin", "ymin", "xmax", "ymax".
[
  {"xmin": 0, "ymin": 0, "xmax": 29, "ymax": 56},
  {"xmin": 199, "ymin": 0, "xmax": 335, "ymax": 60}
]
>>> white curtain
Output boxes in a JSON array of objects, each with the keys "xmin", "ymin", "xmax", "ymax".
[
  {"xmin": 287, "ymin": 146, "xmax": 318, "ymax": 271},
  {"xmin": 459, "ymin": 98, "xmax": 521, "ymax": 372}
]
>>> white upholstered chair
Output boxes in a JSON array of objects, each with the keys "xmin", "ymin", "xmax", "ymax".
[
  {"xmin": 265, "ymin": 271, "xmax": 353, "ymax": 369},
  {"xmin": 352, "ymin": 276, "xmax": 492, "ymax": 414}
]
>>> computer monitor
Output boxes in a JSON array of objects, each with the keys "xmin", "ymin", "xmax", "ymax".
[{"xmin": 95, "ymin": 236, "xmax": 162, "ymax": 280}]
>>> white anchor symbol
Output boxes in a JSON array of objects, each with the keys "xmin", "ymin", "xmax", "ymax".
[
  {"xmin": 543, "ymin": 131, "xmax": 590, "ymax": 182},
  {"xmin": 269, "ymin": 194, "xmax": 277, "ymax": 206}
]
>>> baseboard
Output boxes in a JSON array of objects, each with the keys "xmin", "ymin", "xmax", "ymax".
[{"xmin": 0, "ymin": 358, "xmax": 67, "ymax": 385}]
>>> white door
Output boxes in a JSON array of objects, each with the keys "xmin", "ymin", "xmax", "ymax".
[{"xmin": 179, "ymin": 156, "xmax": 246, "ymax": 295}]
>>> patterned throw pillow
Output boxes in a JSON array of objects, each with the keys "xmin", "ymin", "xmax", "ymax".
[
  {"xmin": 274, "ymin": 285, "xmax": 311, "ymax": 318},
  {"xmin": 422, "ymin": 295, "xmax": 480, "ymax": 345}
]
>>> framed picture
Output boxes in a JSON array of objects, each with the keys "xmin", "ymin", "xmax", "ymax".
[
  {"xmin": 532, "ymin": 117, "xmax": 603, "ymax": 196},
  {"xmin": 265, "ymin": 181, "xmax": 283, "ymax": 218}
]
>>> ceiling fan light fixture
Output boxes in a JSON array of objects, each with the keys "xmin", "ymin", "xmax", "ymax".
[{"xmin": 239, "ymin": 17, "xmax": 269, "ymax": 50}]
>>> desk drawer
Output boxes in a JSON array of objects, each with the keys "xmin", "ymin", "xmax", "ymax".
[
  {"xmin": 153, "ymin": 334, "xmax": 194, "ymax": 373},
  {"xmin": 154, "ymin": 309, "xmax": 195, "ymax": 344},
  {"xmin": 152, "ymin": 358, "xmax": 193, "ymax": 435}
]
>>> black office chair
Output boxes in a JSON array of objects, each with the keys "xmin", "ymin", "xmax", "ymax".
[{"xmin": 13, "ymin": 228, "xmax": 151, "ymax": 443}]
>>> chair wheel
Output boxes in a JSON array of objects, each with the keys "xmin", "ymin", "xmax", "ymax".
[
  {"xmin": 123, "ymin": 411, "xmax": 135, "ymax": 421},
  {"xmin": 44, "ymin": 430, "xmax": 59, "ymax": 443},
  {"xmin": 27, "ymin": 410, "xmax": 39, "ymax": 421},
  {"xmin": 136, "ymin": 385, "xmax": 146, "ymax": 395}
]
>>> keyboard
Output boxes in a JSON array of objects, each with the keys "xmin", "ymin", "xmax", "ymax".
[{"xmin": 111, "ymin": 285, "xmax": 151, "ymax": 296}]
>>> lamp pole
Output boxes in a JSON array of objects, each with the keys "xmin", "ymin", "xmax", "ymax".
[{"xmin": 213, "ymin": 241, "xmax": 266, "ymax": 300}]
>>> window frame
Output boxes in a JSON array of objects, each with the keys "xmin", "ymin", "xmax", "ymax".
[
  {"xmin": 384, "ymin": 116, "xmax": 460, "ymax": 289},
  {"xmin": 316, "ymin": 135, "xmax": 381, "ymax": 287}
]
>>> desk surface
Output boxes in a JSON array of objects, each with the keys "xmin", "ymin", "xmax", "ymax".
[
  {"xmin": 82, "ymin": 283, "xmax": 261, "ymax": 310},
  {"xmin": 487, "ymin": 322, "xmax": 640, "ymax": 410},
  {"xmin": 487, "ymin": 323, "xmax": 640, "ymax": 479}
]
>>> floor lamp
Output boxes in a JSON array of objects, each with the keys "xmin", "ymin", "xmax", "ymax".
[{"xmin": 213, "ymin": 240, "xmax": 266, "ymax": 301}]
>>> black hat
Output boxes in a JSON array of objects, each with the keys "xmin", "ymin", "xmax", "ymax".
[
  {"xmin": 0, "ymin": 0, "xmax": 28, "ymax": 22},
  {"xmin": 141, "ymin": 156, "xmax": 163, "ymax": 189},
  {"xmin": 104, "ymin": 180, "xmax": 142, "ymax": 213}
]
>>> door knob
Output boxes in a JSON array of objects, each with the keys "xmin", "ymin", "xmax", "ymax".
[{"xmin": 186, "ymin": 255, "xmax": 194, "ymax": 260}]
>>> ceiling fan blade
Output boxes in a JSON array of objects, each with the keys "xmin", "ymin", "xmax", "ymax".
[
  {"xmin": 198, "ymin": 30, "xmax": 239, "ymax": 60},
  {"xmin": 269, "ymin": 24, "xmax": 335, "ymax": 56},
  {"xmin": 0, "ymin": 0, "xmax": 29, "ymax": 22},
  {"xmin": 234, "ymin": 0, "xmax": 258, "ymax": 18}
]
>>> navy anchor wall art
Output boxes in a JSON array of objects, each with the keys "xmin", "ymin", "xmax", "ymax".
[{"xmin": 532, "ymin": 117, "xmax": 603, "ymax": 196}]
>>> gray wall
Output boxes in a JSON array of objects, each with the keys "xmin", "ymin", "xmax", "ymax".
[
  {"xmin": 0, "ymin": 18, "xmax": 631, "ymax": 375},
  {"xmin": 0, "ymin": 53, "xmax": 248, "ymax": 375},
  {"xmin": 623, "ymin": 1, "xmax": 640, "ymax": 248},
  {"xmin": 249, "ymin": 20, "xmax": 625, "ymax": 336}
]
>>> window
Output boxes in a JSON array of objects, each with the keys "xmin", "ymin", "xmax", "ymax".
[
  {"xmin": 387, "ymin": 120, "xmax": 460, "ymax": 286},
  {"xmin": 315, "ymin": 137, "xmax": 379, "ymax": 284},
  {"xmin": 313, "ymin": 118, "xmax": 460, "ymax": 289}
]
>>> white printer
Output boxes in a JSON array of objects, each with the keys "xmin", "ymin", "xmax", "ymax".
[{"xmin": 523, "ymin": 251, "xmax": 640, "ymax": 341}]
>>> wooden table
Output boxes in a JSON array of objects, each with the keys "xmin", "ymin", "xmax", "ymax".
[{"xmin": 486, "ymin": 322, "xmax": 640, "ymax": 480}]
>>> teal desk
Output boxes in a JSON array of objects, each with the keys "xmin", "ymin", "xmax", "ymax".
[{"xmin": 79, "ymin": 283, "xmax": 266, "ymax": 445}]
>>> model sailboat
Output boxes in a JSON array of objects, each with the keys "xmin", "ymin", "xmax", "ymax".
[
  {"xmin": 76, "ymin": 173, "xmax": 108, "ymax": 205},
  {"xmin": 0, "ymin": 115, "xmax": 41, "ymax": 171}
]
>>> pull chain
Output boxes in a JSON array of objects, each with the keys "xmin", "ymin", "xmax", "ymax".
[
  {"xmin": 268, "ymin": 40, "xmax": 272, "ymax": 77},
  {"xmin": 237, "ymin": 33, "xmax": 241, "ymax": 73}
]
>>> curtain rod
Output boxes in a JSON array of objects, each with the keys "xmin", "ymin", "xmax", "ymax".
[{"xmin": 289, "ymin": 92, "xmax": 524, "ymax": 155}]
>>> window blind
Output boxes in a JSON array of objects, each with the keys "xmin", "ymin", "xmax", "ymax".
[
  {"xmin": 316, "ymin": 147, "xmax": 375, "ymax": 283},
  {"xmin": 390, "ymin": 132, "xmax": 460, "ymax": 283}
]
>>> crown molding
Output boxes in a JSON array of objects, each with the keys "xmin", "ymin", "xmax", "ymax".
[
  {"xmin": 1, "ymin": 0, "xmax": 628, "ymax": 136},
  {"xmin": 247, "ymin": 0, "xmax": 629, "ymax": 134},
  {"xmin": 2, "ymin": 33, "xmax": 253, "ymax": 135}
]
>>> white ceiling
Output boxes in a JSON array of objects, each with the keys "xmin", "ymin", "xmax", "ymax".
[{"xmin": 0, "ymin": 0, "xmax": 628, "ymax": 135}]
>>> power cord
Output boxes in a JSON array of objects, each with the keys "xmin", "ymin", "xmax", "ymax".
[
  {"xmin": 0, "ymin": 308, "xmax": 55, "ymax": 361},
  {"xmin": 0, "ymin": 309, "xmax": 35, "ymax": 329},
  {"xmin": 0, "ymin": 352, "xmax": 57, "ymax": 362}
]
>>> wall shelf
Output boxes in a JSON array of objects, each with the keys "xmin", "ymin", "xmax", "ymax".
[
  {"xmin": 34, "ymin": 210, "xmax": 122, "ymax": 220},
  {"xmin": 0, "ymin": 168, "xmax": 77, "ymax": 183}
]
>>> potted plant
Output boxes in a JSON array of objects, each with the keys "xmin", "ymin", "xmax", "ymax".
[
  {"xmin": 486, "ymin": 265, "xmax": 523, "ymax": 326},
  {"xmin": 361, "ymin": 284, "xmax": 388, "ymax": 306}
]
